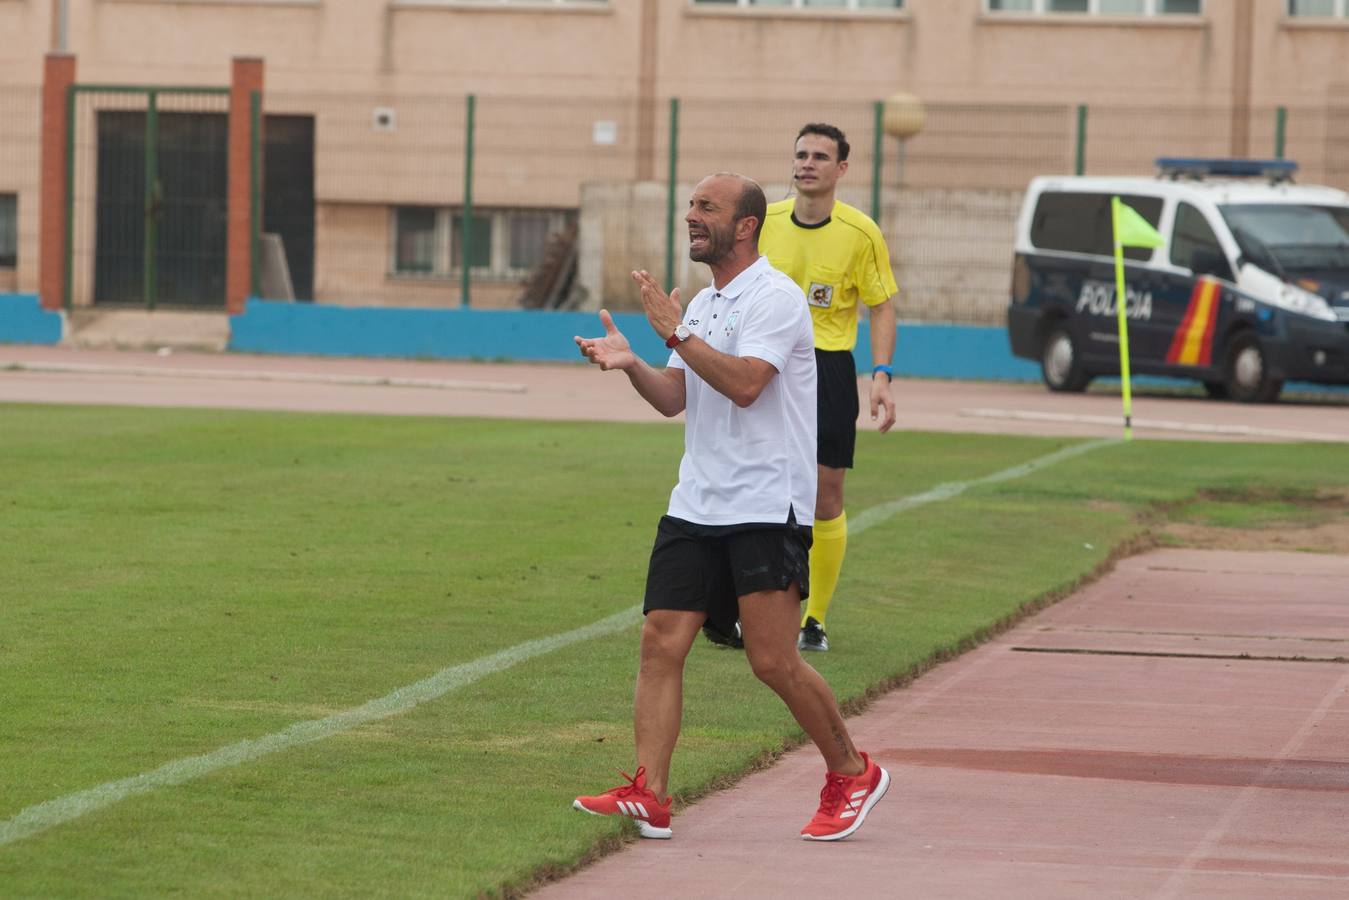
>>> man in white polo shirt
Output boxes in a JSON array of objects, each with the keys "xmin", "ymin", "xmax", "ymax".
[{"xmin": 570, "ymin": 172, "xmax": 889, "ymax": 842}]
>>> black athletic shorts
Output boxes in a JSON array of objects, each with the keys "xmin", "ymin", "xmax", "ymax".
[
  {"xmin": 816, "ymin": 348, "xmax": 859, "ymax": 470},
  {"xmin": 642, "ymin": 514, "xmax": 813, "ymax": 637}
]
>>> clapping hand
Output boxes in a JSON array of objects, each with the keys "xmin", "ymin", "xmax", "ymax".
[
  {"xmin": 631, "ymin": 270, "xmax": 681, "ymax": 341},
  {"xmin": 574, "ymin": 309, "xmax": 636, "ymax": 371}
]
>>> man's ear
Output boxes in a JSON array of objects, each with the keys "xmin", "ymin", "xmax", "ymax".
[
  {"xmin": 737, "ymin": 217, "xmax": 760, "ymax": 241},
  {"xmin": 837, "ymin": 159, "xmax": 849, "ymax": 177}
]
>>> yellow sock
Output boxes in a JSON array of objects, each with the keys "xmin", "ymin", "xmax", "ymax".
[{"xmin": 803, "ymin": 511, "xmax": 847, "ymax": 629}]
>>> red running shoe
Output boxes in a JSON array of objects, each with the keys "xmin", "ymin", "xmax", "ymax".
[
  {"xmin": 573, "ymin": 766, "xmax": 673, "ymax": 839},
  {"xmin": 800, "ymin": 751, "xmax": 890, "ymax": 841}
]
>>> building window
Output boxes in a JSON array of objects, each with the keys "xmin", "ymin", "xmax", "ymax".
[
  {"xmin": 391, "ymin": 207, "xmax": 573, "ymax": 280},
  {"xmin": 394, "ymin": 207, "xmax": 437, "ymax": 274},
  {"xmin": 0, "ymin": 194, "xmax": 16, "ymax": 268},
  {"xmin": 405, "ymin": 0, "xmax": 608, "ymax": 6},
  {"xmin": 987, "ymin": 0, "xmax": 1199, "ymax": 13},
  {"xmin": 691, "ymin": 0, "xmax": 905, "ymax": 10},
  {"xmin": 1287, "ymin": 0, "xmax": 1347, "ymax": 16}
]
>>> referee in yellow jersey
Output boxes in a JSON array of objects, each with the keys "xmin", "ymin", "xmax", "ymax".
[{"xmin": 762, "ymin": 122, "xmax": 898, "ymax": 652}]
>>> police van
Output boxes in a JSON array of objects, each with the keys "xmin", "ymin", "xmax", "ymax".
[{"xmin": 1007, "ymin": 158, "xmax": 1349, "ymax": 402}]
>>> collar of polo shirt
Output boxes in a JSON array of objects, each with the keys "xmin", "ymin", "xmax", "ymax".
[{"xmin": 711, "ymin": 255, "xmax": 771, "ymax": 299}]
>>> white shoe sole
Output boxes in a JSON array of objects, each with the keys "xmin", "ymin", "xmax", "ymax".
[
  {"xmin": 800, "ymin": 765, "xmax": 890, "ymax": 842},
  {"xmin": 573, "ymin": 799, "xmax": 673, "ymax": 840}
]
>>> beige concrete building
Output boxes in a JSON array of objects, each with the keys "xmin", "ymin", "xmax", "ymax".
[{"xmin": 2, "ymin": 0, "xmax": 1348, "ymax": 319}]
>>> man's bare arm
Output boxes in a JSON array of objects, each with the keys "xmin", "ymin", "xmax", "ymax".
[
  {"xmin": 627, "ymin": 362, "xmax": 687, "ymax": 417},
  {"xmin": 868, "ymin": 297, "xmax": 897, "ymax": 433},
  {"xmin": 631, "ymin": 269, "xmax": 777, "ymax": 407},
  {"xmin": 574, "ymin": 309, "xmax": 686, "ymax": 416},
  {"xmin": 673, "ymin": 337, "xmax": 777, "ymax": 408}
]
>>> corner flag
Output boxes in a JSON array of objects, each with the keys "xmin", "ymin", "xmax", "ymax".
[{"xmin": 1110, "ymin": 197, "xmax": 1163, "ymax": 440}]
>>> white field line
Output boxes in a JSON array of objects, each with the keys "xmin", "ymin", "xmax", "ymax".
[
  {"xmin": 0, "ymin": 438, "xmax": 1112, "ymax": 848},
  {"xmin": 961, "ymin": 407, "xmax": 1346, "ymax": 443},
  {"xmin": 0, "ymin": 608, "xmax": 641, "ymax": 848},
  {"xmin": 0, "ymin": 360, "xmax": 528, "ymax": 394},
  {"xmin": 849, "ymin": 438, "xmax": 1115, "ymax": 533}
]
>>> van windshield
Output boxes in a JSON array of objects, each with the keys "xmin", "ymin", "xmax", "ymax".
[{"xmin": 1219, "ymin": 203, "xmax": 1349, "ymax": 275}]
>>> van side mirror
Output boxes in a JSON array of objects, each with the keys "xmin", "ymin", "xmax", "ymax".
[{"xmin": 1190, "ymin": 248, "xmax": 1232, "ymax": 281}]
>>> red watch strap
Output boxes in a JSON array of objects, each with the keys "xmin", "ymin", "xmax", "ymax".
[{"xmin": 665, "ymin": 332, "xmax": 681, "ymax": 349}]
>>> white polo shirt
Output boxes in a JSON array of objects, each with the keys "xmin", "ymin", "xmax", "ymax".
[{"xmin": 666, "ymin": 255, "xmax": 817, "ymax": 527}]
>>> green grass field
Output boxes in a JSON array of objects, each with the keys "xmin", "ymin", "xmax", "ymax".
[{"xmin": 2, "ymin": 403, "xmax": 1346, "ymax": 898}]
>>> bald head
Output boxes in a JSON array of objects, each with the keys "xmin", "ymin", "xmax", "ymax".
[
  {"xmin": 704, "ymin": 173, "xmax": 767, "ymax": 244},
  {"xmin": 686, "ymin": 172, "xmax": 769, "ymax": 282}
]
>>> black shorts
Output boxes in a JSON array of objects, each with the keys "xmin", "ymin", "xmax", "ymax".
[
  {"xmin": 816, "ymin": 349, "xmax": 859, "ymax": 470},
  {"xmin": 643, "ymin": 515, "xmax": 813, "ymax": 636}
]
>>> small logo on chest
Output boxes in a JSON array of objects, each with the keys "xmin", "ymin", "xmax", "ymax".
[{"xmin": 808, "ymin": 283, "xmax": 834, "ymax": 308}]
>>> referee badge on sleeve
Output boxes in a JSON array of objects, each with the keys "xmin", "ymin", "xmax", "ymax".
[{"xmin": 808, "ymin": 282, "xmax": 834, "ymax": 308}]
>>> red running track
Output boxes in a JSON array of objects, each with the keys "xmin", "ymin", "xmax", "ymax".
[{"xmin": 536, "ymin": 550, "xmax": 1349, "ymax": 900}]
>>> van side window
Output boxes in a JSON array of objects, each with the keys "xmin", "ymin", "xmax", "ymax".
[
  {"xmin": 1170, "ymin": 203, "xmax": 1234, "ymax": 282},
  {"xmin": 1030, "ymin": 192, "xmax": 1162, "ymax": 261}
]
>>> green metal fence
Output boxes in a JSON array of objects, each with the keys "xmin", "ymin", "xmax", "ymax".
[
  {"xmin": 0, "ymin": 86, "xmax": 41, "ymax": 290},
  {"xmin": 65, "ymin": 85, "xmax": 232, "ymax": 311},
  {"xmin": 11, "ymin": 88, "xmax": 1347, "ymax": 324},
  {"xmin": 251, "ymin": 94, "xmax": 1349, "ymax": 324}
]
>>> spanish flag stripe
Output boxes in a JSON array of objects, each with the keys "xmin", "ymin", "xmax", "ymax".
[
  {"xmin": 1166, "ymin": 280, "xmax": 1207, "ymax": 364},
  {"xmin": 1176, "ymin": 280, "xmax": 1219, "ymax": 366},
  {"xmin": 1194, "ymin": 282, "xmax": 1220, "ymax": 366}
]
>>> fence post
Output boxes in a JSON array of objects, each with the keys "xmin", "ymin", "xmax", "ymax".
[
  {"xmin": 144, "ymin": 89, "xmax": 159, "ymax": 311},
  {"xmin": 1075, "ymin": 104, "xmax": 1087, "ymax": 176},
  {"xmin": 1274, "ymin": 106, "xmax": 1287, "ymax": 160},
  {"xmin": 664, "ymin": 97, "xmax": 680, "ymax": 295},
  {"xmin": 871, "ymin": 100, "xmax": 883, "ymax": 223},
  {"xmin": 460, "ymin": 93, "xmax": 476, "ymax": 309}
]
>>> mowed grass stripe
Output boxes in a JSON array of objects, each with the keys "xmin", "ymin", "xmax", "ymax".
[
  {"xmin": 0, "ymin": 607, "xmax": 642, "ymax": 848},
  {"xmin": 0, "ymin": 437, "xmax": 1110, "ymax": 850}
]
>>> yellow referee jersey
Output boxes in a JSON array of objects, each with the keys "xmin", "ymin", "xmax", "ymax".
[{"xmin": 760, "ymin": 199, "xmax": 898, "ymax": 352}]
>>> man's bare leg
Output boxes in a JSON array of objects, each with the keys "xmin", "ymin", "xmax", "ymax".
[
  {"xmin": 739, "ymin": 586, "xmax": 864, "ymax": 775},
  {"xmin": 633, "ymin": 609, "xmax": 705, "ymax": 797},
  {"xmin": 816, "ymin": 464, "xmax": 846, "ymax": 522}
]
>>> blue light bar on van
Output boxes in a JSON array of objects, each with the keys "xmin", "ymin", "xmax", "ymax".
[{"xmin": 1156, "ymin": 157, "xmax": 1298, "ymax": 181}]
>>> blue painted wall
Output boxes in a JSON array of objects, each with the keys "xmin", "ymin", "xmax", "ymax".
[
  {"xmin": 0, "ymin": 294, "xmax": 63, "ymax": 345},
  {"xmin": 230, "ymin": 299, "xmax": 1040, "ymax": 381},
  {"xmin": 230, "ymin": 300, "xmax": 674, "ymax": 367}
]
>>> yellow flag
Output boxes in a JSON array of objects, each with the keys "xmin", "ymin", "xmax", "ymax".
[{"xmin": 1113, "ymin": 199, "xmax": 1163, "ymax": 249}]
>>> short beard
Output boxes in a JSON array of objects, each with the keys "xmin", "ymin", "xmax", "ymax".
[{"xmin": 689, "ymin": 224, "xmax": 734, "ymax": 264}]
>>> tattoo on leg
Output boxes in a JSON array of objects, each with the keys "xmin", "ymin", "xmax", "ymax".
[{"xmin": 831, "ymin": 724, "xmax": 848, "ymax": 757}]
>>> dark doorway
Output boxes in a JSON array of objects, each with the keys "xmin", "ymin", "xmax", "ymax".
[
  {"xmin": 93, "ymin": 110, "xmax": 228, "ymax": 307},
  {"xmin": 263, "ymin": 115, "xmax": 316, "ymax": 300}
]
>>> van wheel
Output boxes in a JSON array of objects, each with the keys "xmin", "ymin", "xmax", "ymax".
[
  {"xmin": 1041, "ymin": 326, "xmax": 1090, "ymax": 392},
  {"xmin": 1223, "ymin": 333, "xmax": 1283, "ymax": 403},
  {"xmin": 1202, "ymin": 381, "xmax": 1229, "ymax": 400}
]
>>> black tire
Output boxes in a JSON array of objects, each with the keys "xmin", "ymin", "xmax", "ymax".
[
  {"xmin": 1040, "ymin": 325, "xmax": 1090, "ymax": 393},
  {"xmin": 1223, "ymin": 332, "xmax": 1284, "ymax": 403},
  {"xmin": 1202, "ymin": 380, "xmax": 1229, "ymax": 400}
]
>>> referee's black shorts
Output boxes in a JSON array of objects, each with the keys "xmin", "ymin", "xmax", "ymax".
[{"xmin": 816, "ymin": 349, "xmax": 859, "ymax": 470}]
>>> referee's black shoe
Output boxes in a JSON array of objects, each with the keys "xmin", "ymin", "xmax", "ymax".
[
  {"xmin": 702, "ymin": 620, "xmax": 744, "ymax": 649},
  {"xmin": 798, "ymin": 616, "xmax": 829, "ymax": 652}
]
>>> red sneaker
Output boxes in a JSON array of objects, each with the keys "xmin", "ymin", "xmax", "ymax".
[
  {"xmin": 573, "ymin": 766, "xmax": 673, "ymax": 839},
  {"xmin": 800, "ymin": 751, "xmax": 890, "ymax": 841}
]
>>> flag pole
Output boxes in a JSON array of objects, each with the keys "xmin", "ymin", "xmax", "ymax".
[{"xmin": 1110, "ymin": 196, "xmax": 1134, "ymax": 441}]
